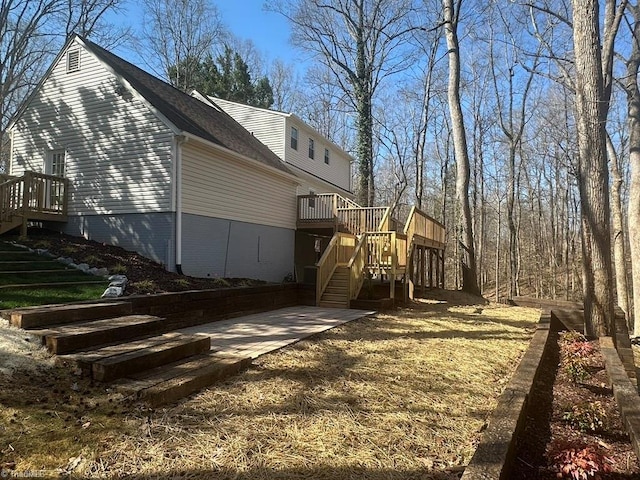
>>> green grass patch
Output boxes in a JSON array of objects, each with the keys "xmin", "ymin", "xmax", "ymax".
[
  {"xmin": 0, "ymin": 251, "xmax": 47, "ymax": 262},
  {"xmin": 0, "ymin": 283, "xmax": 108, "ymax": 309},
  {"xmin": 0, "ymin": 270, "xmax": 102, "ymax": 286},
  {"xmin": 0, "ymin": 260, "xmax": 68, "ymax": 272},
  {"xmin": 0, "ymin": 242, "xmax": 27, "ymax": 252}
]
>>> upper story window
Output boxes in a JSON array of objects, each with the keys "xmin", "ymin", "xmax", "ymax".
[
  {"xmin": 290, "ymin": 126, "xmax": 298, "ymax": 150},
  {"xmin": 308, "ymin": 138, "xmax": 315, "ymax": 159},
  {"xmin": 66, "ymin": 50, "xmax": 80, "ymax": 73},
  {"xmin": 324, "ymin": 148, "xmax": 330, "ymax": 165}
]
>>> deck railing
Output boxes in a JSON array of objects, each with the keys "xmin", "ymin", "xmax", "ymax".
[
  {"xmin": 0, "ymin": 176, "xmax": 25, "ymax": 222},
  {"xmin": 403, "ymin": 206, "xmax": 446, "ymax": 248},
  {"xmin": 23, "ymin": 171, "xmax": 69, "ymax": 215},
  {"xmin": 0, "ymin": 171, "xmax": 68, "ymax": 233},
  {"xmin": 336, "ymin": 206, "xmax": 388, "ymax": 236},
  {"xmin": 347, "ymin": 234, "xmax": 368, "ymax": 300}
]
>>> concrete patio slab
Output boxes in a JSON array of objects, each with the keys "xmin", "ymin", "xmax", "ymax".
[{"xmin": 178, "ymin": 306, "xmax": 376, "ymax": 359}]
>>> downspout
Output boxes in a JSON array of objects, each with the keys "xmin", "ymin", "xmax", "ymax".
[{"xmin": 174, "ymin": 134, "xmax": 187, "ymax": 274}]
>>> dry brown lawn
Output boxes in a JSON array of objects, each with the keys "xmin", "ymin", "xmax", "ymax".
[{"xmin": 1, "ymin": 291, "xmax": 539, "ymax": 479}]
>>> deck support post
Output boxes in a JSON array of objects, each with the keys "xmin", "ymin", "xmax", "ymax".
[{"xmin": 440, "ymin": 250, "xmax": 445, "ymax": 288}]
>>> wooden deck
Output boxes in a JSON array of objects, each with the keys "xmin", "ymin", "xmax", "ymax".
[
  {"xmin": 0, "ymin": 171, "xmax": 68, "ymax": 235},
  {"xmin": 298, "ymin": 194, "xmax": 447, "ymax": 307}
]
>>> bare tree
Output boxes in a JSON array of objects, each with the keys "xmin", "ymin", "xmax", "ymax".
[
  {"xmin": 624, "ymin": 1, "xmax": 640, "ymax": 336},
  {"xmin": 140, "ymin": 0, "xmax": 225, "ymax": 91},
  {"xmin": 488, "ymin": 8, "xmax": 540, "ymax": 299},
  {"xmin": 442, "ymin": 0, "xmax": 480, "ymax": 295},
  {"xmin": 269, "ymin": 0, "xmax": 418, "ymax": 206},
  {"xmin": 571, "ymin": 0, "xmax": 622, "ymax": 337}
]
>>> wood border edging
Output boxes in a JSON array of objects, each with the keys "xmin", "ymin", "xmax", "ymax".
[
  {"xmin": 460, "ymin": 313, "xmax": 552, "ymax": 480},
  {"xmin": 600, "ymin": 336, "xmax": 640, "ymax": 461}
]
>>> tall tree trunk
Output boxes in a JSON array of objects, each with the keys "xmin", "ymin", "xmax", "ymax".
[
  {"xmin": 626, "ymin": 3, "xmax": 640, "ymax": 337},
  {"xmin": 606, "ymin": 134, "xmax": 630, "ymax": 322},
  {"xmin": 443, "ymin": 0, "xmax": 480, "ymax": 295},
  {"xmin": 572, "ymin": 0, "xmax": 615, "ymax": 337}
]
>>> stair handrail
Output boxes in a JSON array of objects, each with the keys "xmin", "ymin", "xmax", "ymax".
[
  {"xmin": 377, "ymin": 206, "xmax": 392, "ymax": 232},
  {"xmin": 347, "ymin": 233, "xmax": 368, "ymax": 300},
  {"xmin": 315, "ymin": 232, "xmax": 357, "ymax": 306}
]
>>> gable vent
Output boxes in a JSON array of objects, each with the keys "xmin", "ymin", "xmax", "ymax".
[{"xmin": 66, "ymin": 50, "xmax": 80, "ymax": 73}]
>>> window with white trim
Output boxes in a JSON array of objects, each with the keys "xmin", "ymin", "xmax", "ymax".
[
  {"xmin": 290, "ymin": 126, "xmax": 298, "ymax": 150},
  {"xmin": 324, "ymin": 148, "xmax": 330, "ymax": 165},
  {"xmin": 308, "ymin": 138, "xmax": 315, "ymax": 159}
]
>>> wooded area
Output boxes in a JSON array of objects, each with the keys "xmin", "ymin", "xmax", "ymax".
[{"xmin": 1, "ymin": 0, "xmax": 639, "ymax": 338}]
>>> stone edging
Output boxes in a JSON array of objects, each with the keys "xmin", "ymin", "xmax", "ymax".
[
  {"xmin": 600, "ymin": 336, "xmax": 640, "ymax": 460},
  {"xmin": 460, "ymin": 312, "xmax": 552, "ymax": 480}
]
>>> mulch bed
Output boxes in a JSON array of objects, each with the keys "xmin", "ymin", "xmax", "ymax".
[
  {"xmin": 6, "ymin": 228, "xmax": 266, "ymax": 296},
  {"xmin": 512, "ymin": 329, "xmax": 639, "ymax": 479}
]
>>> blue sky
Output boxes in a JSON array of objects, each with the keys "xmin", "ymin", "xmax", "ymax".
[{"xmin": 110, "ymin": 0, "xmax": 296, "ymax": 69}]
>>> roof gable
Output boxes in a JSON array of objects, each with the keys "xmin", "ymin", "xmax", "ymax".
[{"xmin": 27, "ymin": 35, "xmax": 294, "ymax": 176}]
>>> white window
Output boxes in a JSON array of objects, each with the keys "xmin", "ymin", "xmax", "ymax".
[
  {"xmin": 67, "ymin": 50, "xmax": 80, "ymax": 73},
  {"xmin": 47, "ymin": 150, "xmax": 66, "ymax": 177},
  {"xmin": 290, "ymin": 126, "xmax": 298, "ymax": 150},
  {"xmin": 308, "ymin": 138, "xmax": 315, "ymax": 159},
  {"xmin": 324, "ymin": 148, "xmax": 330, "ymax": 165}
]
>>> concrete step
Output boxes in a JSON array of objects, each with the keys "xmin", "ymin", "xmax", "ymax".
[
  {"xmin": 43, "ymin": 315, "xmax": 167, "ymax": 354},
  {"xmin": 61, "ymin": 332, "xmax": 211, "ymax": 382},
  {"xmin": 115, "ymin": 352, "xmax": 252, "ymax": 407},
  {"xmin": 9, "ymin": 301, "xmax": 132, "ymax": 329}
]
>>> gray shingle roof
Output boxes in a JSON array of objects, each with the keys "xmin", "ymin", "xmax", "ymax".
[{"xmin": 80, "ymin": 36, "xmax": 293, "ymax": 176}]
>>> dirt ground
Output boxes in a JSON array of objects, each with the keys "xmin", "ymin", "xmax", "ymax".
[
  {"xmin": 0, "ymin": 291, "xmax": 539, "ymax": 479},
  {"xmin": 6, "ymin": 228, "xmax": 268, "ymax": 295}
]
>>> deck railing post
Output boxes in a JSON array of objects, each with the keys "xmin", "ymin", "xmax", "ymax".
[{"xmin": 20, "ymin": 171, "xmax": 31, "ymax": 237}]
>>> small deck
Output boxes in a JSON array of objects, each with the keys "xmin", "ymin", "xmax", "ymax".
[{"xmin": 0, "ymin": 171, "xmax": 68, "ymax": 235}]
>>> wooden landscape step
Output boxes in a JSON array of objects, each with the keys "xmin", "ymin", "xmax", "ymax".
[
  {"xmin": 552, "ymin": 309, "xmax": 585, "ymax": 332},
  {"xmin": 8, "ymin": 301, "xmax": 132, "ymax": 329},
  {"xmin": 115, "ymin": 351, "xmax": 252, "ymax": 407},
  {"xmin": 62, "ymin": 332, "xmax": 212, "ymax": 382},
  {"xmin": 44, "ymin": 314, "xmax": 168, "ymax": 354}
]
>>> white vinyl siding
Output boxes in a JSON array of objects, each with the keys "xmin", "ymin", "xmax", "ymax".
[
  {"xmin": 10, "ymin": 40, "xmax": 173, "ymax": 215},
  {"xmin": 210, "ymin": 97, "xmax": 286, "ymax": 159},
  {"xmin": 181, "ymin": 141, "xmax": 297, "ymax": 230},
  {"xmin": 284, "ymin": 118, "xmax": 351, "ymax": 192},
  {"xmin": 202, "ymin": 96, "xmax": 352, "ymax": 194}
]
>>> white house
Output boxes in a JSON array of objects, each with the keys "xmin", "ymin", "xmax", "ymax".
[
  {"xmin": 7, "ymin": 35, "xmax": 311, "ymax": 282},
  {"xmin": 193, "ymin": 95, "xmax": 353, "ymax": 199}
]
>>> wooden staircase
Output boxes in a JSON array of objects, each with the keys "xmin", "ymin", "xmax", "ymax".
[
  {"xmin": 318, "ymin": 266, "xmax": 349, "ymax": 308},
  {"xmin": 304, "ymin": 194, "xmax": 447, "ymax": 308}
]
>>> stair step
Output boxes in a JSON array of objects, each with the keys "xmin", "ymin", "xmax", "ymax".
[
  {"xmin": 44, "ymin": 315, "xmax": 167, "ymax": 354},
  {"xmin": 61, "ymin": 332, "xmax": 211, "ymax": 382},
  {"xmin": 9, "ymin": 301, "xmax": 132, "ymax": 329},
  {"xmin": 115, "ymin": 352, "xmax": 252, "ymax": 407},
  {"xmin": 325, "ymin": 286, "xmax": 347, "ymax": 295},
  {"xmin": 319, "ymin": 300, "xmax": 349, "ymax": 308},
  {"xmin": 322, "ymin": 293, "xmax": 348, "ymax": 302}
]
